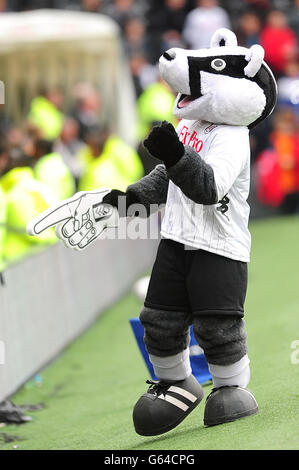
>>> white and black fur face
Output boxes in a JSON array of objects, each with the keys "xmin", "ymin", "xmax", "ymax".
[{"xmin": 159, "ymin": 28, "xmax": 277, "ymax": 128}]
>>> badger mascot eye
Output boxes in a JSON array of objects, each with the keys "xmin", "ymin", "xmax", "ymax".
[{"xmin": 211, "ymin": 58, "xmax": 226, "ymax": 71}]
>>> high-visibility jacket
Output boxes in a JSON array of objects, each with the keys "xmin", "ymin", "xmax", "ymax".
[
  {"xmin": 34, "ymin": 152, "xmax": 76, "ymax": 201},
  {"xmin": 0, "ymin": 167, "xmax": 58, "ymax": 265},
  {"xmin": 0, "ymin": 185, "xmax": 7, "ymax": 272},
  {"xmin": 78, "ymin": 135, "xmax": 144, "ymax": 192},
  {"xmin": 137, "ymin": 82, "xmax": 178, "ymax": 141},
  {"xmin": 28, "ymin": 96, "xmax": 64, "ymax": 141}
]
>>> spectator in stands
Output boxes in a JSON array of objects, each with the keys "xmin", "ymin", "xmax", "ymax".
[
  {"xmin": 71, "ymin": 83, "xmax": 102, "ymax": 140},
  {"xmin": 105, "ymin": 0, "xmax": 146, "ymax": 33},
  {"xmin": 0, "ymin": 0, "xmax": 8, "ymax": 12},
  {"xmin": 270, "ymin": 108, "xmax": 299, "ymax": 213},
  {"xmin": 123, "ymin": 16, "xmax": 150, "ymax": 59},
  {"xmin": 29, "ymin": 139, "xmax": 76, "ymax": 201},
  {"xmin": 237, "ymin": 10, "xmax": 262, "ymax": 47},
  {"xmin": 80, "ymin": 0, "xmax": 103, "ymax": 13},
  {"xmin": 27, "ymin": 87, "xmax": 64, "ymax": 141},
  {"xmin": 163, "ymin": 0, "xmax": 191, "ymax": 34},
  {"xmin": 160, "ymin": 0, "xmax": 190, "ymax": 52},
  {"xmin": 182, "ymin": 0, "xmax": 231, "ymax": 49},
  {"xmin": 249, "ymin": 114, "xmax": 273, "ymax": 163},
  {"xmin": 128, "ymin": 53, "xmax": 159, "ymax": 98},
  {"xmin": 260, "ymin": 9, "xmax": 298, "ymax": 77},
  {"xmin": 277, "ymin": 59, "xmax": 299, "ymax": 115},
  {"xmin": 243, "ymin": 0, "xmax": 270, "ymax": 17},
  {"xmin": 146, "ymin": 0, "xmax": 191, "ymax": 62},
  {"xmin": 220, "ymin": 1, "xmax": 248, "ymax": 27},
  {"xmin": 54, "ymin": 117, "xmax": 85, "ymax": 184},
  {"xmin": 287, "ymin": 0, "xmax": 299, "ymax": 39},
  {"xmin": 78, "ymin": 126, "xmax": 144, "ymax": 192},
  {"xmin": 6, "ymin": 127, "xmax": 29, "ymax": 165},
  {"xmin": 0, "ymin": 155, "xmax": 58, "ymax": 266}
]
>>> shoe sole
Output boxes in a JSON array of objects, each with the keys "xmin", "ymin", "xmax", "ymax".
[{"xmin": 135, "ymin": 390, "xmax": 204, "ymax": 437}]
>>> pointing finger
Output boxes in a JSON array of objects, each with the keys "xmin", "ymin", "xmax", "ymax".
[{"xmin": 27, "ymin": 199, "xmax": 79, "ymax": 236}]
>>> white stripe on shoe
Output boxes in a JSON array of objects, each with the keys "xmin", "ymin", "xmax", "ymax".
[
  {"xmin": 158, "ymin": 395, "xmax": 189, "ymax": 412},
  {"xmin": 168, "ymin": 386, "xmax": 197, "ymax": 403}
]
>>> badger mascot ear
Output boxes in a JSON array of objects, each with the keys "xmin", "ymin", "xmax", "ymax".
[
  {"xmin": 210, "ymin": 28, "xmax": 265, "ymax": 78},
  {"xmin": 210, "ymin": 28, "xmax": 238, "ymax": 48},
  {"xmin": 244, "ymin": 45, "xmax": 265, "ymax": 78},
  {"xmin": 208, "ymin": 28, "xmax": 277, "ymax": 128}
]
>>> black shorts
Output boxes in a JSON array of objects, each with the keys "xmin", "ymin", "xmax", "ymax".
[{"xmin": 145, "ymin": 239, "xmax": 248, "ymax": 317}]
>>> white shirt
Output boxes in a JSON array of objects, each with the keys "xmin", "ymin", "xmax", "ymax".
[
  {"xmin": 182, "ymin": 7, "xmax": 231, "ymax": 50},
  {"xmin": 161, "ymin": 119, "xmax": 252, "ymax": 262}
]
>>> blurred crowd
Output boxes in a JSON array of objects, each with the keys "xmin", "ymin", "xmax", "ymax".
[{"xmin": 0, "ymin": 0, "xmax": 299, "ymax": 272}]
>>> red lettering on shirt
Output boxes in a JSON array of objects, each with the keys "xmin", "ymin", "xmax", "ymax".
[
  {"xmin": 195, "ymin": 140, "xmax": 203, "ymax": 153},
  {"xmin": 189, "ymin": 131, "xmax": 198, "ymax": 149},
  {"xmin": 179, "ymin": 126, "xmax": 204, "ymax": 154},
  {"xmin": 179, "ymin": 126, "xmax": 188, "ymax": 141}
]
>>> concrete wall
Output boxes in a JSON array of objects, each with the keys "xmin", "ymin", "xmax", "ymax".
[{"xmin": 0, "ymin": 236, "xmax": 158, "ymax": 401}]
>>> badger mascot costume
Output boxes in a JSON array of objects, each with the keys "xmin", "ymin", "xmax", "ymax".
[{"xmin": 28, "ymin": 29, "xmax": 277, "ymax": 435}]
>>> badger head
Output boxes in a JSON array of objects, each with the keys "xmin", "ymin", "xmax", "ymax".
[{"xmin": 159, "ymin": 28, "xmax": 277, "ymax": 128}]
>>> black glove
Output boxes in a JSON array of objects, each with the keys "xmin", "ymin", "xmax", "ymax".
[
  {"xmin": 143, "ymin": 121, "xmax": 185, "ymax": 169},
  {"xmin": 103, "ymin": 190, "xmax": 140, "ymax": 217}
]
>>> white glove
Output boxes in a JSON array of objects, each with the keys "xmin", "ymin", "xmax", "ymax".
[{"xmin": 27, "ymin": 189, "xmax": 119, "ymax": 251}]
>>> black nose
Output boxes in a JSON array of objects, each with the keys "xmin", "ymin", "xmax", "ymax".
[{"xmin": 163, "ymin": 50, "xmax": 176, "ymax": 61}]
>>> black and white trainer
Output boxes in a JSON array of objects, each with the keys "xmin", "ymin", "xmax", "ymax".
[
  {"xmin": 204, "ymin": 385, "xmax": 259, "ymax": 426},
  {"xmin": 133, "ymin": 375, "xmax": 204, "ymax": 436}
]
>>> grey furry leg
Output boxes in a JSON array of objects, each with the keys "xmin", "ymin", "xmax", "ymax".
[
  {"xmin": 193, "ymin": 315, "xmax": 248, "ymax": 366},
  {"xmin": 140, "ymin": 307, "xmax": 192, "ymax": 357}
]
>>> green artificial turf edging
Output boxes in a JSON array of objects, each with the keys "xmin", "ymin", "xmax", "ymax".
[{"xmin": 1, "ymin": 215, "xmax": 299, "ymax": 450}]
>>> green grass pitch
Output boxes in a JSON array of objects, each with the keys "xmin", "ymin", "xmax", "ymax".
[{"xmin": 1, "ymin": 216, "xmax": 299, "ymax": 450}]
